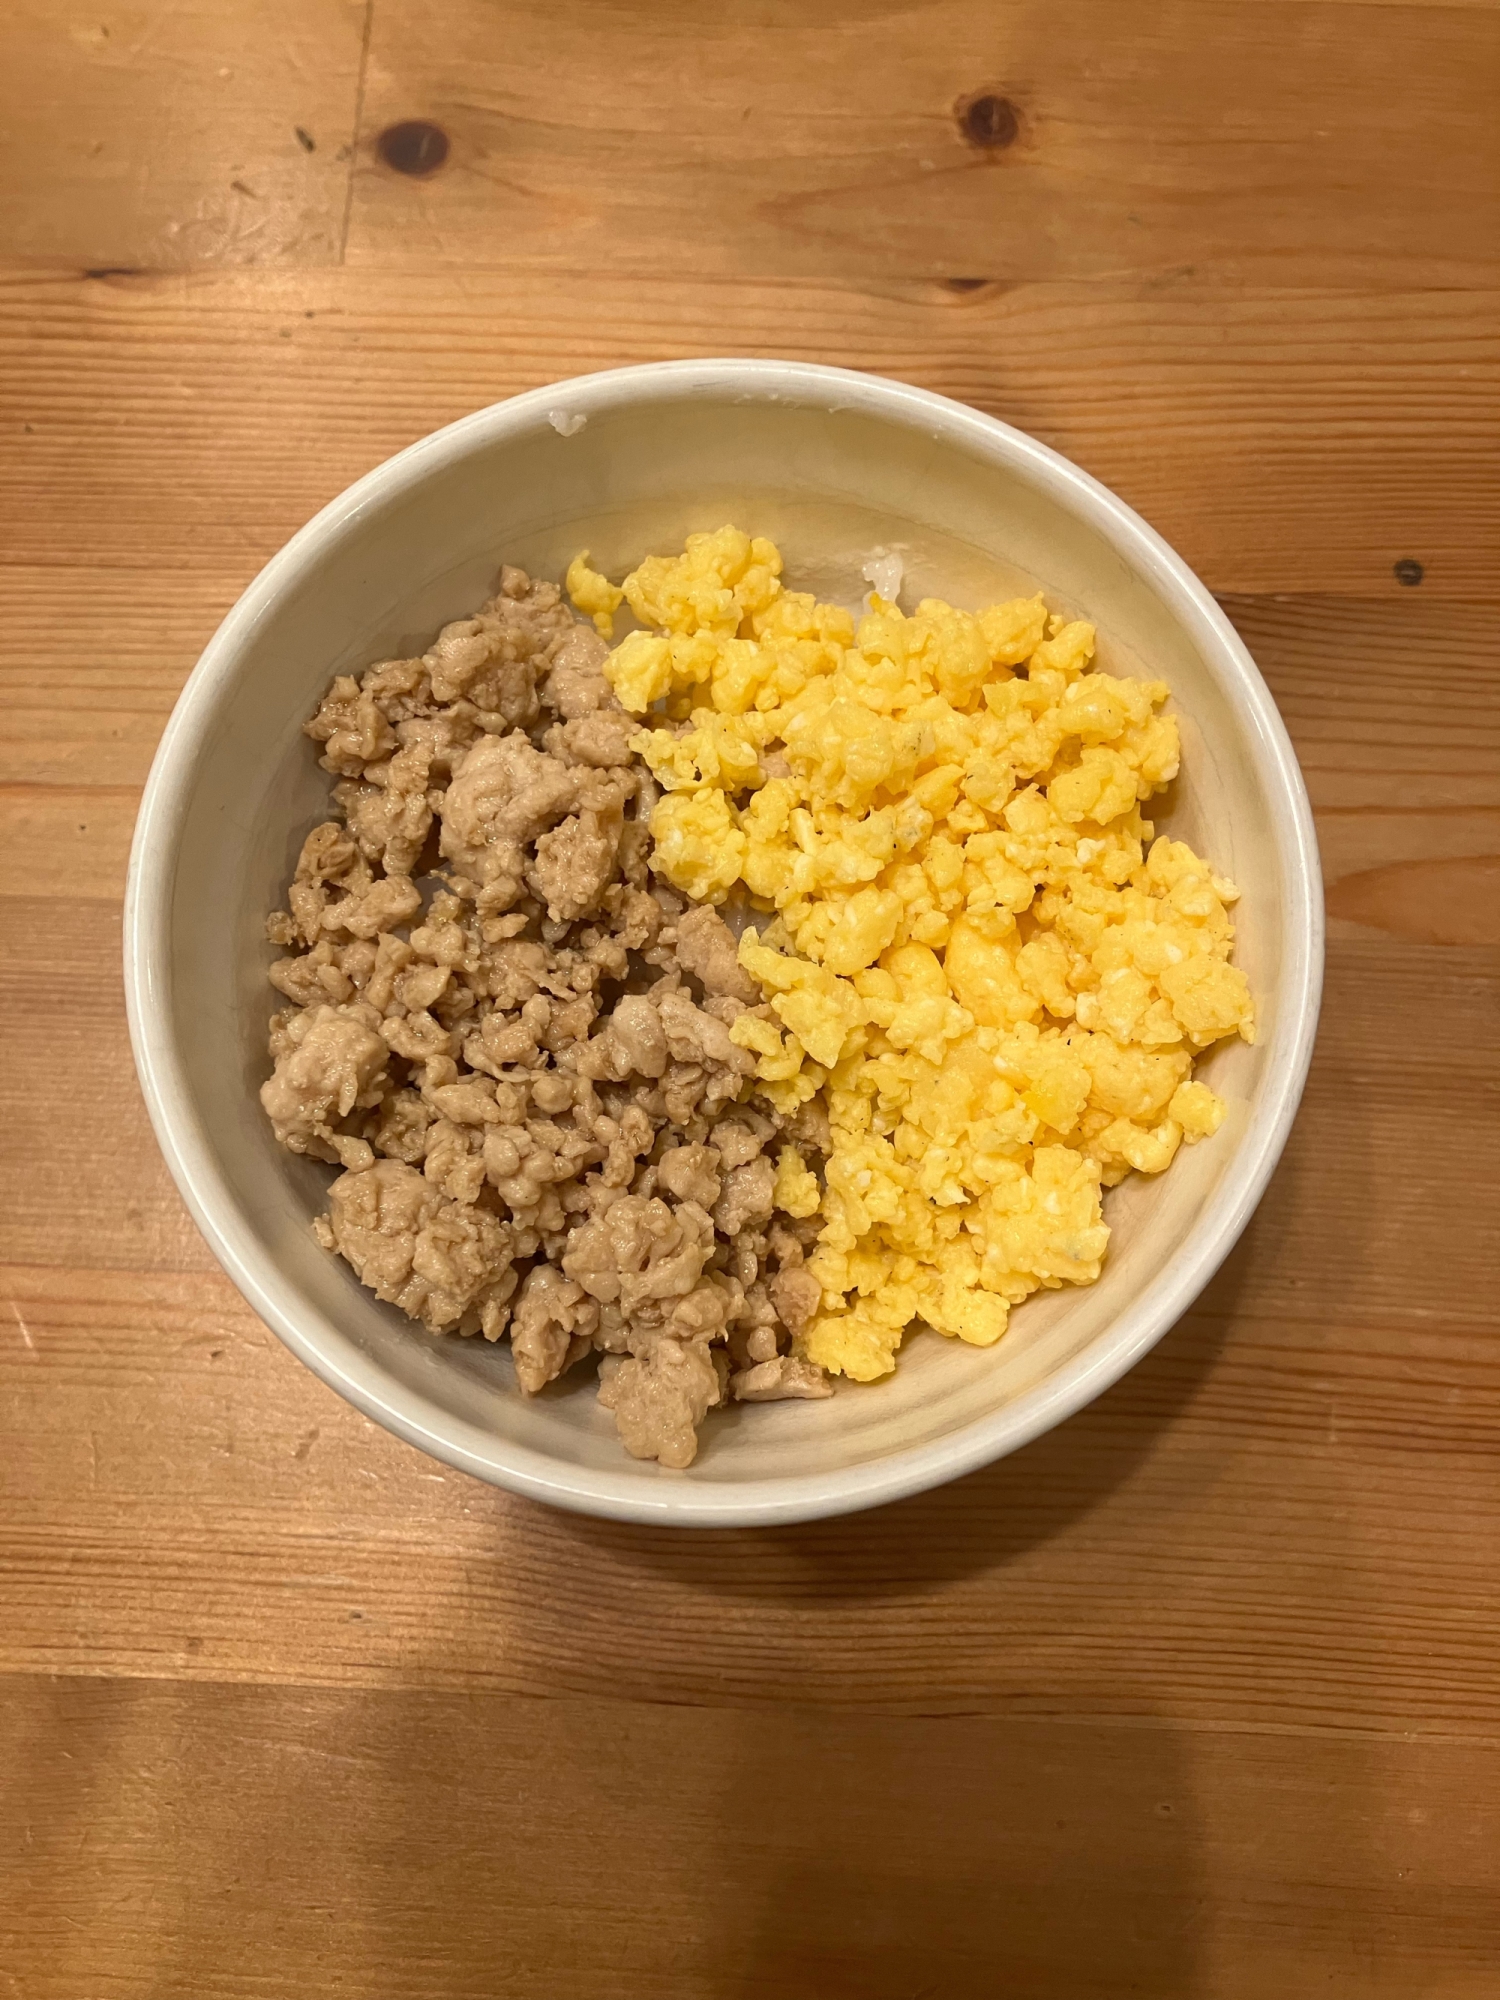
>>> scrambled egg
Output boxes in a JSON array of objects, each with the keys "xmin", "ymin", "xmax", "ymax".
[{"xmin": 571, "ymin": 528, "xmax": 1253, "ymax": 1383}]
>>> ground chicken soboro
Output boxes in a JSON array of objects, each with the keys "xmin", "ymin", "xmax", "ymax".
[
  {"xmin": 261, "ymin": 564, "xmax": 831, "ymax": 1469},
  {"xmin": 573, "ymin": 528, "xmax": 1255, "ymax": 1388}
]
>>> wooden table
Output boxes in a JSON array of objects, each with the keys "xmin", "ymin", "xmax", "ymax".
[{"xmin": 2, "ymin": 4, "xmax": 1497, "ymax": 1994}]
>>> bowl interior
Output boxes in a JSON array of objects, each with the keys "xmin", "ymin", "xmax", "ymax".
[{"xmin": 139, "ymin": 374, "xmax": 1309, "ymax": 1516}]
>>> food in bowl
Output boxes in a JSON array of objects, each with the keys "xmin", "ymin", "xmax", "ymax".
[{"xmin": 260, "ymin": 525, "xmax": 1253, "ymax": 1467}]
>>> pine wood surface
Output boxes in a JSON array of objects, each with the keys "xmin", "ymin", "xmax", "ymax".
[{"xmin": 1, "ymin": 4, "xmax": 1497, "ymax": 1994}]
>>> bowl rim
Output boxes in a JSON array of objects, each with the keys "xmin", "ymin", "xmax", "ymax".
[{"xmin": 124, "ymin": 357, "xmax": 1324, "ymax": 1527}]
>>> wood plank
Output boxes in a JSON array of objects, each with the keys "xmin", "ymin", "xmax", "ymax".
[
  {"xmin": 3, "ymin": 903, "xmax": 1493, "ymax": 1303},
  {"xmin": 0, "ymin": 565, "xmax": 232, "ymax": 787},
  {"xmin": 1, "ymin": 271, "xmax": 1495, "ymax": 593},
  {"xmin": 0, "ymin": 901, "xmax": 215, "ymax": 1276},
  {"xmin": 2, "ymin": 1673, "xmax": 1498, "ymax": 2000},
  {"xmin": 0, "ymin": 787, "xmax": 137, "ymax": 904},
  {"xmin": 2, "ymin": 936, "xmax": 1495, "ymax": 1726},
  {"xmin": 3, "ymin": 1281, "xmax": 1498, "ymax": 1731},
  {"xmin": 1227, "ymin": 595, "xmax": 1500, "ymax": 815},
  {"xmin": 6, "ymin": 582, "xmax": 1495, "ymax": 948},
  {"xmin": 348, "ymin": 0, "xmax": 1499, "ymax": 291},
  {"xmin": 5, "ymin": 581, "xmax": 1496, "ymax": 815},
  {"xmin": 1, "ymin": 578, "xmax": 1493, "ymax": 1273},
  {"xmin": 0, "ymin": 0, "xmax": 369, "ymax": 271},
  {"xmin": 1235, "ymin": 596, "xmax": 1500, "ymax": 946},
  {"xmin": 3, "ymin": 2, "xmax": 1495, "ymax": 1986},
  {"xmin": 7, "ymin": 0, "xmax": 1489, "ymax": 288},
  {"xmin": 5, "ymin": 570, "xmax": 1496, "ymax": 982}
]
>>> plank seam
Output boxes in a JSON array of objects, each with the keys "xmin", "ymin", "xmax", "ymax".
[
  {"xmin": 340, "ymin": 0, "xmax": 376, "ymax": 265},
  {"xmin": 2, "ymin": 1661, "xmax": 1498, "ymax": 1747}
]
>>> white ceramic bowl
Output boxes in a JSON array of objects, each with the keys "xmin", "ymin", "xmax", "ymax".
[{"xmin": 125, "ymin": 360, "xmax": 1322, "ymax": 1527}]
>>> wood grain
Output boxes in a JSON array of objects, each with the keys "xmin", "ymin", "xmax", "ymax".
[
  {"xmin": 0, "ymin": 0, "xmax": 369, "ymax": 270},
  {"xmin": 1229, "ymin": 594, "xmax": 1500, "ymax": 946},
  {"xmin": 0, "ymin": 566, "xmax": 231, "ymax": 787},
  {"xmin": 3, "ymin": 0, "xmax": 1499, "ymax": 1989},
  {"xmin": 1227, "ymin": 596, "xmax": 1500, "ymax": 815},
  {"xmin": 5, "ymin": 1676, "xmax": 1498, "ymax": 2000},
  {"xmin": 346, "ymin": 0, "xmax": 1500, "ymax": 289},
  {"xmin": 2, "ymin": 937, "xmax": 1496, "ymax": 1728},
  {"xmin": 7, "ymin": 0, "xmax": 1491, "ymax": 289},
  {"xmin": 2, "ymin": 271, "xmax": 1495, "ymax": 593}
]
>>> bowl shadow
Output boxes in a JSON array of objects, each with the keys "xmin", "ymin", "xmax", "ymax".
[{"xmin": 551, "ymin": 1218, "xmax": 1255, "ymax": 1604}]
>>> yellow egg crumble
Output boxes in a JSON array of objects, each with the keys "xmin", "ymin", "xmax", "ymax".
[{"xmin": 570, "ymin": 528, "xmax": 1254, "ymax": 1385}]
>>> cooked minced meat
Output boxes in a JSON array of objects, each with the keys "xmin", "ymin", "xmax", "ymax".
[{"xmin": 261, "ymin": 564, "xmax": 830, "ymax": 1467}]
